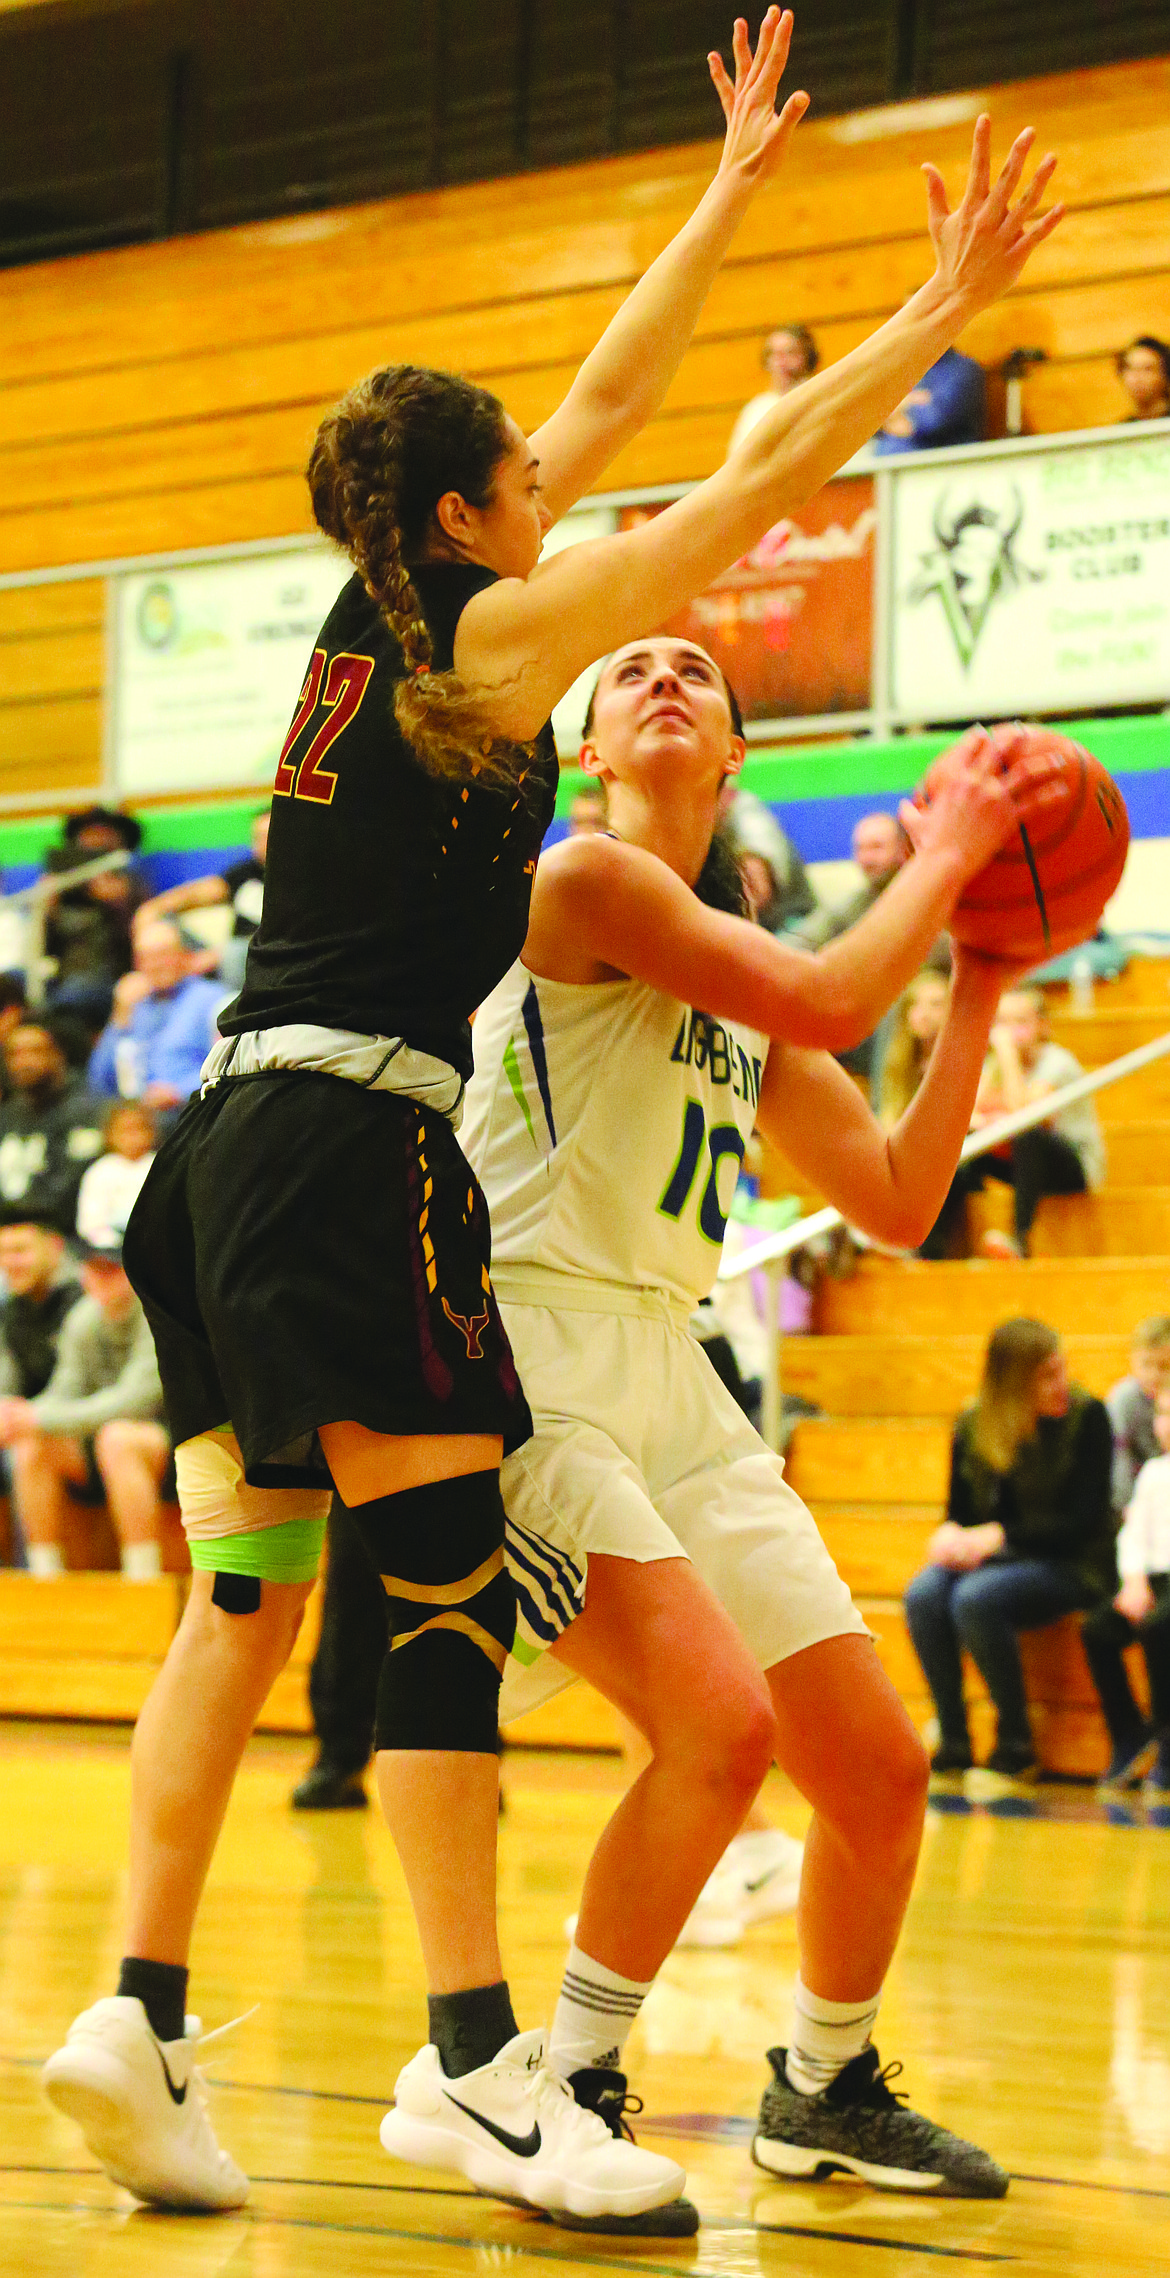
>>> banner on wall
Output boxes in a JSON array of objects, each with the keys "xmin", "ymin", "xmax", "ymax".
[
  {"xmin": 619, "ymin": 476, "xmax": 875, "ymax": 721},
  {"xmin": 111, "ymin": 550, "xmax": 350, "ymax": 794},
  {"xmin": 890, "ymin": 429, "xmax": 1170, "ymax": 721}
]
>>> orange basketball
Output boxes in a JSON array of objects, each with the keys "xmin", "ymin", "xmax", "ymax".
[{"xmin": 917, "ymin": 729, "xmax": 1130, "ymax": 964}]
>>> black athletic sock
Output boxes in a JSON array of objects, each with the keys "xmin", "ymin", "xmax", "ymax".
[
  {"xmin": 428, "ymin": 1981, "xmax": 518, "ymax": 2079},
  {"xmin": 117, "ymin": 1957, "xmax": 189, "ymax": 2045}
]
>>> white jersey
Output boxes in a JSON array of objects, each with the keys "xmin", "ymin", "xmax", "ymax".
[{"xmin": 462, "ymin": 961, "xmax": 770, "ymax": 1310}]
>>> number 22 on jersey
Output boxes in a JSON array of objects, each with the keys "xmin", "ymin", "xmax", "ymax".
[{"xmin": 275, "ymin": 648, "xmax": 375, "ymax": 805}]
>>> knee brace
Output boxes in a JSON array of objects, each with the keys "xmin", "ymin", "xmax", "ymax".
[{"xmin": 346, "ymin": 1471, "xmax": 515, "ymax": 1753}]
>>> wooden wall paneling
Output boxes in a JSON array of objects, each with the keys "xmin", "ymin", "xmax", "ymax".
[
  {"xmin": 0, "ymin": 579, "xmax": 104, "ymax": 636},
  {"xmin": 0, "ymin": 627, "xmax": 103, "ymax": 700},
  {"xmin": 0, "ymin": 694, "xmax": 103, "ymax": 784},
  {"xmin": 2, "ymin": 59, "xmax": 1167, "ymax": 391},
  {"xmin": 0, "ymin": 474, "xmax": 313, "ymax": 578}
]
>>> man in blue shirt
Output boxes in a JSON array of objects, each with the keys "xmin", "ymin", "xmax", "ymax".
[
  {"xmin": 88, "ymin": 921, "xmax": 222, "ymax": 1117},
  {"xmin": 871, "ymin": 346, "xmax": 985, "ymax": 455}
]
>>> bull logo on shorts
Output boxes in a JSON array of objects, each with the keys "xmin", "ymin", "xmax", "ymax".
[{"xmin": 442, "ymin": 1298, "xmax": 491, "ymax": 1360}]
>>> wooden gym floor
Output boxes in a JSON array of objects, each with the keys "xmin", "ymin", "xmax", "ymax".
[{"xmin": 1, "ymin": 1724, "xmax": 1168, "ymax": 2277}]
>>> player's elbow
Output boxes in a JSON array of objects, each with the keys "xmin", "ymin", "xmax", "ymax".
[{"xmin": 852, "ymin": 1190, "xmax": 931, "ymax": 1251}]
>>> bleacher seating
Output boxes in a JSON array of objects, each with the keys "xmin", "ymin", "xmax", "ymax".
[
  {"xmin": 2, "ymin": 54, "xmax": 1169, "ymax": 798},
  {"xmin": 777, "ymin": 961, "xmax": 1170, "ymax": 1776}
]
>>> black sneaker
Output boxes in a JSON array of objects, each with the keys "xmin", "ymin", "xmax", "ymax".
[
  {"xmin": 1099, "ymin": 1726, "xmax": 1158, "ymax": 1791},
  {"xmin": 929, "ymin": 1740, "xmax": 973, "ymax": 1776},
  {"xmin": 291, "ymin": 1762, "xmax": 368, "ymax": 1810},
  {"xmin": 753, "ymin": 2047, "xmax": 1008, "ymax": 2198},
  {"xmin": 561, "ymin": 2068, "xmax": 699, "ymax": 2235},
  {"xmin": 985, "ymin": 1741, "xmax": 1039, "ymax": 1781}
]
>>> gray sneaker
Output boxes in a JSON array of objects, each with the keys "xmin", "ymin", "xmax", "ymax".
[{"xmin": 753, "ymin": 2047, "xmax": 1008, "ymax": 2198}]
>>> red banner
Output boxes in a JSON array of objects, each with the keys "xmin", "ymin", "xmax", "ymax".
[{"xmin": 619, "ymin": 475, "xmax": 875, "ymax": 721}]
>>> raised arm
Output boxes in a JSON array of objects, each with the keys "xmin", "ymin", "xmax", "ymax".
[
  {"xmin": 523, "ymin": 728, "xmax": 1064, "ymax": 1055},
  {"xmin": 458, "ymin": 116, "xmax": 1063, "ymax": 735},
  {"xmin": 754, "ymin": 946, "xmax": 1005, "ymax": 1248},
  {"xmin": 530, "ymin": 11, "xmax": 809, "ymax": 520}
]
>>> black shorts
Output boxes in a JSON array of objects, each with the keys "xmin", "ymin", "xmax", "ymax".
[{"xmin": 122, "ymin": 1073, "xmax": 532, "ymax": 1484}]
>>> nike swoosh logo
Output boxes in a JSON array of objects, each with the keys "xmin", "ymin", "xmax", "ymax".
[
  {"xmin": 153, "ymin": 2043, "xmax": 187, "ymax": 2107},
  {"xmin": 444, "ymin": 2094, "xmax": 541, "ymax": 2159}
]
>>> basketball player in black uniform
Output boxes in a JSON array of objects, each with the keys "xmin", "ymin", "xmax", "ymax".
[{"xmin": 43, "ymin": 12, "xmax": 1062, "ymax": 2230}]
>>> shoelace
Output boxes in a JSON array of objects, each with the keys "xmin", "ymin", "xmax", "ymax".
[
  {"xmin": 859, "ymin": 2059, "xmax": 909, "ymax": 2111},
  {"xmin": 593, "ymin": 2083, "xmax": 644, "ymax": 2143},
  {"xmin": 528, "ymin": 2064, "xmax": 619, "ymax": 2147},
  {"xmin": 181, "ymin": 2008, "xmax": 258, "ymax": 2130}
]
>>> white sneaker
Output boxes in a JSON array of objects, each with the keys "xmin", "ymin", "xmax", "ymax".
[
  {"xmin": 676, "ymin": 1829, "xmax": 803, "ymax": 1948},
  {"xmin": 719, "ymin": 1829, "xmax": 805, "ymax": 1925},
  {"xmin": 380, "ymin": 2027, "xmax": 687, "ymax": 2223},
  {"xmin": 42, "ymin": 1995, "xmax": 249, "ymax": 2210}
]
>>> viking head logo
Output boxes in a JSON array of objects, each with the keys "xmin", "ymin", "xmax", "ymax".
[{"xmin": 907, "ymin": 480, "xmax": 1043, "ymax": 670}]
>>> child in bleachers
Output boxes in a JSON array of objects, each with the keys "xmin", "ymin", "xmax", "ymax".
[
  {"xmin": 1105, "ymin": 1315, "xmax": 1170, "ymax": 1517},
  {"xmin": 1082, "ymin": 1383, "xmax": 1170, "ymax": 1796},
  {"xmin": 75, "ymin": 1102, "xmax": 157, "ymax": 1251}
]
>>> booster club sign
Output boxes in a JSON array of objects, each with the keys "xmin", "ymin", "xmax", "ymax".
[{"xmin": 889, "ymin": 428, "xmax": 1170, "ymax": 722}]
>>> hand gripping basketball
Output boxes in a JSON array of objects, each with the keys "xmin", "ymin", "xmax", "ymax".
[{"xmin": 905, "ymin": 724, "xmax": 1130, "ymax": 963}]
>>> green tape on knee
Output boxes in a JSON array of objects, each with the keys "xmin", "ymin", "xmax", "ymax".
[{"xmin": 188, "ymin": 1513, "xmax": 326, "ymax": 1585}]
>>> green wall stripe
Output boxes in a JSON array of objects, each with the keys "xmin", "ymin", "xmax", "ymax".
[{"xmin": 554, "ymin": 711, "xmax": 1170, "ymax": 815}]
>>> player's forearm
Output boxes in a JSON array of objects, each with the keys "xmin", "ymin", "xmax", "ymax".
[
  {"xmin": 881, "ymin": 962, "xmax": 1002, "ymax": 1243},
  {"xmin": 801, "ymin": 844, "xmax": 968, "ymax": 1049},
  {"xmin": 566, "ymin": 169, "xmax": 759, "ymax": 443}
]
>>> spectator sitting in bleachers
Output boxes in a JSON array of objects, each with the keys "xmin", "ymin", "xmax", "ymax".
[
  {"xmin": 1106, "ymin": 1315, "xmax": 1170, "ymax": 1517},
  {"xmin": 134, "ymin": 806, "xmax": 269, "ymax": 992},
  {"xmin": 0, "ymin": 1013, "xmax": 104, "ymax": 1233},
  {"xmin": 75, "ymin": 1102, "xmax": 157, "ymax": 1253},
  {"xmin": 727, "ymin": 784, "xmax": 818, "ymax": 936},
  {"xmin": 42, "ymin": 807, "xmax": 147, "ymax": 1033},
  {"xmin": 567, "ymin": 781, "xmax": 608, "ymax": 835},
  {"xmin": 726, "ymin": 321, "xmax": 819, "ymax": 454},
  {"xmin": 934, "ymin": 985, "xmax": 1104, "ymax": 1260},
  {"xmin": 0, "ymin": 975, "xmax": 28, "ymax": 1100},
  {"xmin": 870, "ymin": 344, "xmax": 985, "ymax": 455},
  {"xmin": 0, "ymin": 1226, "xmax": 170, "ymax": 1580},
  {"xmin": 0, "ymin": 1213, "xmax": 82, "ymax": 1566},
  {"xmin": 878, "ymin": 966, "xmax": 952, "ymax": 1128},
  {"xmin": 1116, "ymin": 335, "xmax": 1170, "ymax": 424},
  {"xmin": 1082, "ymin": 1384, "xmax": 1170, "ymax": 1797},
  {"xmin": 797, "ymin": 811, "xmax": 913, "ymax": 1081},
  {"xmin": 798, "ymin": 811, "xmax": 911, "ymax": 948},
  {"xmin": 904, "ymin": 1318, "xmax": 1115, "ymax": 1781},
  {"xmin": 88, "ymin": 919, "xmax": 223, "ymax": 1117}
]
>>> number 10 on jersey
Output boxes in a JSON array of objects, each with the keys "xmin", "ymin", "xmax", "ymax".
[{"xmin": 659, "ymin": 1098, "xmax": 746, "ymax": 1246}]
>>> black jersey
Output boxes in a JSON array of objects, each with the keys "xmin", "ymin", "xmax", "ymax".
[{"xmin": 223, "ymin": 563, "xmax": 558, "ymax": 1078}]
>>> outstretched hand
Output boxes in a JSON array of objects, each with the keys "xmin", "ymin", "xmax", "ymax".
[
  {"xmin": 899, "ymin": 721, "xmax": 1069, "ymax": 886},
  {"xmin": 711, "ymin": 9, "xmax": 810, "ymax": 187},
  {"xmin": 922, "ymin": 114, "xmax": 1063, "ymax": 315}
]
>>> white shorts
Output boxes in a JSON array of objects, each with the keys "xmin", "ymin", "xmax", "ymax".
[{"xmin": 496, "ymin": 1273, "xmax": 866, "ymax": 1725}]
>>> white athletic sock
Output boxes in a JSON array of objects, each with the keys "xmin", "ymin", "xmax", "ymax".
[
  {"xmin": 27, "ymin": 1542, "xmax": 64, "ymax": 1578},
  {"xmin": 547, "ymin": 1942, "xmax": 653, "ymax": 2080},
  {"xmin": 785, "ymin": 1976, "xmax": 881, "ymax": 2097},
  {"xmin": 121, "ymin": 1540, "xmax": 162, "ymax": 1581}
]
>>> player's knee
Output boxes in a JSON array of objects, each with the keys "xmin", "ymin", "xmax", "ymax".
[
  {"xmin": 349, "ymin": 1471, "xmax": 515, "ymax": 1753},
  {"xmin": 685, "ymin": 1672, "xmax": 777, "ymax": 1804}
]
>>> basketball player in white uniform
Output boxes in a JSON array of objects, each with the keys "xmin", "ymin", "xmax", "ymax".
[{"xmin": 462, "ymin": 637, "xmax": 1059, "ymax": 2196}]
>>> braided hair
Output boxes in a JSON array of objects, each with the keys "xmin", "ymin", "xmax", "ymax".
[{"xmin": 307, "ymin": 365, "xmax": 530, "ymax": 790}]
